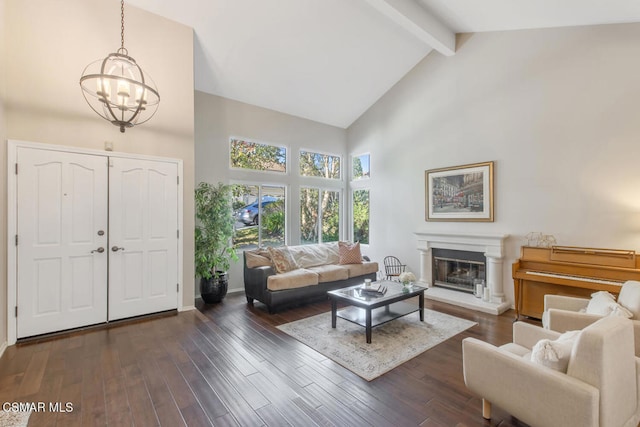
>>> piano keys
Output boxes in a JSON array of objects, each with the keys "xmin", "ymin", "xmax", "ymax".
[{"xmin": 512, "ymin": 245, "xmax": 640, "ymax": 320}]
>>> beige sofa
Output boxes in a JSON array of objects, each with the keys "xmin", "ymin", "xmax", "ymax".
[
  {"xmin": 243, "ymin": 242, "xmax": 378, "ymax": 313},
  {"xmin": 463, "ymin": 317, "xmax": 640, "ymax": 427}
]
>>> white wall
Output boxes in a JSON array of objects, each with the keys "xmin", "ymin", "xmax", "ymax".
[
  {"xmin": 195, "ymin": 91, "xmax": 347, "ymax": 293},
  {"xmin": 348, "ymin": 24, "xmax": 640, "ymax": 306},
  {"xmin": 2, "ymin": 0, "xmax": 195, "ymax": 347}
]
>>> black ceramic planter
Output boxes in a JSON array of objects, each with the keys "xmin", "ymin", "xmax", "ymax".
[{"xmin": 200, "ymin": 271, "xmax": 228, "ymax": 303}]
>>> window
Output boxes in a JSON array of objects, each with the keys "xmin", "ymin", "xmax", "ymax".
[
  {"xmin": 353, "ymin": 189, "xmax": 369, "ymax": 244},
  {"xmin": 352, "ymin": 154, "xmax": 370, "ymax": 180},
  {"xmin": 300, "ymin": 150, "xmax": 341, "ymax": 180},
  {"xmin": 230, "ymin": 138, "xmax": 286, "ymax": 173},
  {"xmin": 233, "ymin": 184, "xmax": 286, "ymax": 250},
  {"xmin": 300, "ymin": 187, "xmax": 340, "ymax": 244}
]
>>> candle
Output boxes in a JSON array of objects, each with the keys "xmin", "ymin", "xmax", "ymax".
[
  {"xmin": 101, "ymin": 79, "xmax": 111, "ymax": 100},
  {"xmin": 117, "ymin": 79, "xmax": 130, "ymax": 98},
  {"xmin": 483, "ymin": 287, "xmax": 491, "ymax": 302},
  {"xmin": 135, "ymin": 86, "xmax": 148, "ymax": 104}
]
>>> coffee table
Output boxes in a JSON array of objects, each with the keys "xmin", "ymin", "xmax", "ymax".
[{"xmin": 327, "ymin": 280, "xmax": 426, "ymax": 343}]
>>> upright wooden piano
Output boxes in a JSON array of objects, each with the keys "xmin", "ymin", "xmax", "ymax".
[{"xmin": 512, "ymin": 245, "xmax": 640, "ymax": 320}]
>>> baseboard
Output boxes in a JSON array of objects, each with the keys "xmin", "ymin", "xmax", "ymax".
[
  {"xmin": 0, "ymin": 341, "xmax": 7, "ymax": 359},
  {"xmin": 179, "ymin": 305, "xmax": 195, "ymax": 312}
]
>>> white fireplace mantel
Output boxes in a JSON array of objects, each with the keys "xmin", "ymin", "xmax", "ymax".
[{"xmin": 415, "ymin": 231, "xmax": 511, "ymax": 315}]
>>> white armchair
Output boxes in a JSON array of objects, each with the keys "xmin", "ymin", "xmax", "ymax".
[
  {"xmin": 462, "ymin": 317, "xmax": 640, "ymax": 427},
  {"xmin": 543, "ymin": 281, "xmax": 640, "ymax": 355}
]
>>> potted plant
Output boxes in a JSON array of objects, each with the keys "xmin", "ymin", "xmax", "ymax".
[{"xmin": 195, "ymin": 181, "xmax": 238, "ymax": 303}]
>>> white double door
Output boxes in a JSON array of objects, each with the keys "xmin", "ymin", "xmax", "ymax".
[{"xmin": 16, "ymin": 147, "xmax": 179, "ymax": 339}]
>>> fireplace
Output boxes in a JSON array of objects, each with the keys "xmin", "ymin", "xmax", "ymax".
[
  {"xmin": 432, "ymin": 249, "xmax": 486, "ymax": 293},
  {"xmin": 415, "ymin": 231, "xmax": 511, "ymax": 315}
]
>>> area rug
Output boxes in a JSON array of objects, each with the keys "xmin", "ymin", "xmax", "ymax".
[
  {"xmin": 277, "ymin": 309, "xmax": 476, "ymax": 381},
  {"xmin": 0, "ymin": 410, "xmax": 31, "ymax": 427}
]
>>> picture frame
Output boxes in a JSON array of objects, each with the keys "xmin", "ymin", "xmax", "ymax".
[{"xmin": 425, "ymin": 161, "xmax": 494, "ymax": 222}]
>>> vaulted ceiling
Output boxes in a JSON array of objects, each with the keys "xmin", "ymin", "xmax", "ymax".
[{"xmin": 127, "ymin": 0, "xmax": 640, "ymax": 128}]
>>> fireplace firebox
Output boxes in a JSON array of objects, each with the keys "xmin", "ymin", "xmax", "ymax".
[{"xmin": 432, "ymin": 248, "xmax": 486, "ymax": 294}]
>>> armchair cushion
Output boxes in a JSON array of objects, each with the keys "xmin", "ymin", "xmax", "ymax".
[{"xmin": 618, "ymin": 280, "xmax": 640, "ymax": 319}]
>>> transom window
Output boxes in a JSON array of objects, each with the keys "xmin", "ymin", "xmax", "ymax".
[
  {"xmin": 230, "ymin": 138, "xmax": 287, "ymax": 173},
  {"xmin": 300, "ymin": 150, "xmax": 341, "ymax": 180},
  {"xmin": 352, "ymin": 154, "xmax": 370, "ymax": 180}
]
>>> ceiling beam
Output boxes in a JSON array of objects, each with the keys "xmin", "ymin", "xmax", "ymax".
[{"xmin": 363, "ymin": 0, "xmax": 455, "ymax": 56}]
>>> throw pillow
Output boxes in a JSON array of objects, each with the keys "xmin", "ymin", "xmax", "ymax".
[
  {"xmin": 245, "ymin": 248, "xmax": 272, "ymax": 268},
  {"xmin": 338, "ymin": 241, "xmax": 363, "ymax": 265},
  {"xmin": 618, "ymin": 281, "xmax": 640, "ymax": 319},
  {"xmin": 586, "ymin": 291, "xmax": 617, "ymax": 316},
  {"xmin": 530, "ymin": 330, "xmax": 581, "ymax": 372},
  {"xmin": 609, "ymin": 304, "xmax": 633, "ymax": 318},
  {"xmin": 267, "ymin": 246, "xmax": 299, "ymax": 274}
]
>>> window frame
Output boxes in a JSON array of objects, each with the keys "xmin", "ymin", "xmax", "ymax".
[
  {"xmin": 351, "ymin": 188, "xmax": 370, "ymax": 245},
  {"xmin": 299, "ymin": 185, "xmax": 342, "ymax": 245},
  {"xmin": 299, "ymin": 148, "xmax": 343, "ymax": 181},
  {"xmin": 231, "ymin": 181, "xmax": 288, "ymax": 250},
  {"xmin": 351, "ymin": 152, "xmax": 371, "ymax": 181},
  {"xmin": 229, "ymin": 136, "xmax": 289, "ymax": 176}
]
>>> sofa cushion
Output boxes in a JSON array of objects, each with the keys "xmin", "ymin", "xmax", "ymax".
[
  {"xmin": 245, "ymin": 248, "xmax": 272, "ymax": 268},
  {"xmin": 289, "ymin": 242, "xmax": 340, "ymax": 268},
  {"xmin": 340, "ymin": 261, "xmax": 379, "ymax": 278},
  {"xmin": 267, "ymin": 269, "xmax": 319, "ymax": 291},
  {"xmin": 338, "ymin": 241, "xmax": 363, "ymax": 265},
  {"xmin": 268, "ymin": 246, "xmax": 299, "ymax": 273},
  {"xmin": 307, "ymin": 264, "xmax": 349, "ymax": 283}
]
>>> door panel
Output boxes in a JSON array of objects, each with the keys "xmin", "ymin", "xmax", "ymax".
[
  {"xmin": 17, "ymin": 148, "xmax": 108, "ymax": 338},
  {"xmin": 108, "ymin": 158, "xmax": 178, "ymax": 320}
]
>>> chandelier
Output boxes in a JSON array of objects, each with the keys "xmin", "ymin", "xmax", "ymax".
[{"xmin": 79, "ymin": 0, "xmax": 160, "ymax": 133}]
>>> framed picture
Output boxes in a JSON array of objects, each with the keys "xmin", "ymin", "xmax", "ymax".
[{"xmin": 425, "ymin": 161, "xmax": 494, "ymax": 222}]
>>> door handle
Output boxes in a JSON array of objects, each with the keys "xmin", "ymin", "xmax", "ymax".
[
  {"xmin": 91, "ymin": 247, "xmax": 105, "ymax": 253},
  {"xmin": 112, "ymin": 246, "xmax": 125, "ymax": 252}
]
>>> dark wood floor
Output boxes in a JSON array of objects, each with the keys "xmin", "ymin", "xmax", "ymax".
[{"xmin": 0, "ymin": 293, "xmax": 537, "ymax": 426}]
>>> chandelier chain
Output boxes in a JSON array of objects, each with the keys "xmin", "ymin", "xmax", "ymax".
[{"xmin": 120, "ymin": 0, "xmax": 125, "ymax": 51}]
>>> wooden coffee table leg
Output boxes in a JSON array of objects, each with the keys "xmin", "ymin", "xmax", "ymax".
[
  {"xmin": 419, "ymin": 293, "xmax": 424, "ymax": 321},
  {"xmin": 331, "ymin": 299, "xmax": 337, "ymax": 328},
  {"xmin": 366, "ymin": 309, "xmax": 372, "ymax": 343}
]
